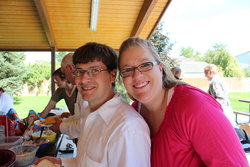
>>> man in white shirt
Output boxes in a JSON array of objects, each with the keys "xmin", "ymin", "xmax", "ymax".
[{"xmin": 35, "ymin": 42, "xmax": 150, "ymax": 167}]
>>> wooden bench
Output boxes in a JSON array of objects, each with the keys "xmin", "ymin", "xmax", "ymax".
[{"xmin": 233, "ymin": 110, "xmax": 250, "ymax": 124}]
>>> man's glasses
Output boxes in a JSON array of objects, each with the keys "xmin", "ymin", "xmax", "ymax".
[
  {"xmin": 72, "ymin": 67, "xmax": 108, "ymax": 78},
  {"xmin": 120, "ymin": 61, "xmax": 159, "ymax": 78}
]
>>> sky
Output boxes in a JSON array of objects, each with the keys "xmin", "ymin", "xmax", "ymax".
[
  {"xmin": 162, "ymin": 0, "xmax": 250, "ymax": 57},
  {"xmin": 25, "ymin": 0, "xmax": 250, "ymax": 63},
  {"xmin": 25, "ymin": 51, "xmax": 51, "ymax": 64}
]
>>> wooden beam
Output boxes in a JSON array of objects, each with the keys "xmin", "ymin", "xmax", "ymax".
[
  {"xmin": 33, "ymin": 0, "xmax": 56, "ymax": 49},
  {"xmin": 130, "ymin": 0, "xmax": 158, "ymax": 37},
  {"xmin": 147, "ymin": 0, "xmax": 172, "ymax": 39},
  {"xmin": 0, "ymin": 48, "xmax": 52, "ymax": 51},
  {"xmin": 51, "ymin": 47, "xmax": 56, "ymax": 95}
]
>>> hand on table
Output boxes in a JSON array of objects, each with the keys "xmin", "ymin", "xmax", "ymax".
[{"xmin": 50, "ymin": 116, "xmax": 63, "ymax": 134}]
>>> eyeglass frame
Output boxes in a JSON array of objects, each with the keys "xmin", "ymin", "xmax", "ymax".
[
  {"xmin": 120, "ymin": 61, "xmax": 159, "ymax": 78},
  {"xmin": 72, "ymin": 67, "xmax": 108, "ymax": 78}
]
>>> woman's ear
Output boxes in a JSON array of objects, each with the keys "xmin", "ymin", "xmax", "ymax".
[{"xmin": 158, "ymin": 63, "xmax": 163, "ymax": 73}]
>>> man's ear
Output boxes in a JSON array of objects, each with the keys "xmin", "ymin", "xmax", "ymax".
[
  {"xmin": 68, "ymin": 64, "xmax": 75, "ymax": 72},
  {"xmin": 110, "ymin": 69, "xmax": 117, "ymax": 82}
]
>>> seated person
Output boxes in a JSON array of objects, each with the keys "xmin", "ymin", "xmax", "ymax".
[
  {"xmin": 0, "ymin": 87, "xmax": 20, "ymax": 122},
  {"xmin": 171, "ymin": 66, "xmax": 182, "ymax": 80},
  {"xmin": 40, "ymin": 68, "xmax": 77, "ymax": 118}
]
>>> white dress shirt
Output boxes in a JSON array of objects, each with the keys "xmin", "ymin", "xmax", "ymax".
[
  {"xmin": 60, "ymin": 92, "xmax": 90, "ymax": 139},
  {"xmin": 61, "ymin": 93, "xmax": 151, "ymax": 167}
]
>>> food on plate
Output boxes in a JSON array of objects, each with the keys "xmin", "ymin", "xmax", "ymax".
[
  {"xmin": 45, "ymin": 116, "xmax": 57, "ymax": 124},
  {"xmin": 32, "ymin": 129, "xmax": 56, "ymax": 142},
  {"xmin": 60, "ymin": 112, "xmax": 71, "ymax": 118},
  {"xmin": 32, "ymin": 159, "xmax": 60, "ymax": 167},
  {"xmin": 23, "ymin": 139, "xmax": 49, "ymax": 146}
]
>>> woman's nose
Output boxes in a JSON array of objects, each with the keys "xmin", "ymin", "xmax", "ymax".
[{"xmin": 132, "ymin": 68, "xmax": 142, "ymax": 78}]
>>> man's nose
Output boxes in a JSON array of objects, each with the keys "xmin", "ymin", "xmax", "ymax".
[{"xmin": 79, "ymin": 72, "xmax": 91, "ymax": 81}]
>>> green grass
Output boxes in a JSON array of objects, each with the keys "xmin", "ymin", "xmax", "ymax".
[
  {"xmin": 13, "ymin": 92, "xmax": 249, "ymax": 119},
  {"xmin": 14, "ymin": 96, "xmax": 67, "ymax": 119},
  {"xmin": 229, "ymin": 92, "xmax": 250, "ymax": 112}
]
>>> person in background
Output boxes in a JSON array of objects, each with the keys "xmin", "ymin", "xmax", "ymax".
[
  {"xmin": 40, "ymin": 68, "xmax": 77, "ymax": 118},
  {"xmin": 118, "ymin": 37, "xmax": 248, "ymax": 167},
  {"xmin": 204, "ymin": 64, "xmax": 230, "ymax": 107},
  {"xmin": 34, "ymin": 42, "xmax": 150, "ymax": 167},
  {"xmin": 204, "ymin": 64, "xmax": 235, "ymax": 125},
  {"xmin": 50, "ymin": 53, "xmax": 89, "ymax": 139},
  {"xmin": 171, "ymin": 66, "xmax": 182, "ymax": 80},
  {"xmin": 0, "ymin": 88, "xmax": 20, "ymax": 121}
]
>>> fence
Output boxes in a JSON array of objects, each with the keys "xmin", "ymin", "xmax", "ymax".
[
  {"xmin": 183, "ymin": 77, "xmax": 250, "ymax": 92},
  {"xmin": 19, "ymin": 77, "xmax": 250, "ymax": 96}
]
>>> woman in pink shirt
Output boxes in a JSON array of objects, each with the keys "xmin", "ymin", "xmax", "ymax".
[{"xmin": 118, "ymin": 37, "xmax": 248, "ymax": 167}]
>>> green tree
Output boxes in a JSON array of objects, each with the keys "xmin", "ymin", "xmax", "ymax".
[
  {"xmin": 203, "ymin": 44, "xmax": 243, "ymax": 77},
  {"xmin": 23, "ymin": 61, "xmax": 51, "ymax": 92},
  {"xmin": 0, "ymin": 52, "xmax": 26, "ymax": 95},
  {"xmin": 150, "ymin": 22, "xmax": 178, "ymax": 67},
  {"xmin": 56, "ymin": 51, "xmax": 72, "ymax": 63},
  {"xmin": 180, "ymin": 47, "xmax": 201, "ymax": 60},
  {"xmin": 243, "ymin": 67, "xmax": 250, "ymax": 77},
  {"xmin": 150, "ymin": 23, "xmax": 174, "ymax": 54},
  {"xmin": 115, "ymin": 79, "xmax": 130, "ymax": 103}
]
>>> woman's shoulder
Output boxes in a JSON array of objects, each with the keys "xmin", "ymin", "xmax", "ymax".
[
  {"xmin": 173, "ymin": 84, "xmax": 217, "ymax": 106},
  {"xmin": 175, "ymin": 84, "xmax": 205, "ymax": 95}
]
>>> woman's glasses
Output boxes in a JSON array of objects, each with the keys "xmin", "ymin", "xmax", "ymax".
[{"xmin": 120, "ymin": 61, "xmax": 158, "ymax": 78}]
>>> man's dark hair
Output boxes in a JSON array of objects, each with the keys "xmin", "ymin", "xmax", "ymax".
[
  {"xmin": 73, "ymin": 42, "xmax": 118, "ymax": 87},
  {"xmin": 0, "ymin": 88, "xmax": 4, "ymax": 92},
  {"xmin": 73, "ymin": 42, "xmax": 117, "ymax": 72}
]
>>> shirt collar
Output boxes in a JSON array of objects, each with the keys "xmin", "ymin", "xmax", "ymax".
[
  {"xmin": 209, "ymin": 74, "xmax": 219, "ymax": 83},
  {"xmin": 94, "ymin": 93, "xmax": 123, "ymax": 125}
]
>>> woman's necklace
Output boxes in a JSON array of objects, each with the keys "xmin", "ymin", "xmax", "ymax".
[{"xmin": 66, "ymin": 85, "xmax": 76, "ymax": 97}]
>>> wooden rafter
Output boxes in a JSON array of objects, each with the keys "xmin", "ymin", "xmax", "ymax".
[
  {"xmin": 147, "ymin": 0, "xmax": 172, "ymax": 39},
  {"xmin": 130, "ymin": 0, "xmax": 157, "ymax": 37},
  {"xmin": 33, "ymin": 0, "xmax": 56, "ymax": 49},
  {"xmin": 0, "ymin": 0, "xmax": 171, "ymax": 51}
]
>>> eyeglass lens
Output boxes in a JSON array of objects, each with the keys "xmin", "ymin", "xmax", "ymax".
[{"xmin": 121, "ymin": 61, "xmax": 158, "ymax": 77}]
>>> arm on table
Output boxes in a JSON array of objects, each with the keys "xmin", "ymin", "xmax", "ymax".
[{"xmin": 40, "ymin": 100, "xmax": 57, "ymax": 118}]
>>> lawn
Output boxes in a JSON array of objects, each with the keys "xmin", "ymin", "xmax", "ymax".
[
  {"xmin": 14, "ymin": 96, "xmax": 67, "ymax": 119},
  {"xmin": 14, "ymin": 92, "xmax": 249, "ymax": 119},
  {"xmin": 229, "ymin": 92, "xmax": 250, "ymax": 112}
]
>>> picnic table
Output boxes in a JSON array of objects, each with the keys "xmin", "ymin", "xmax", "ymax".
[
  {"xmin": 234, "ymin": 99, "xmax": 250, "ymax": 124},
  {"xmin": 239, "ymin": 99, "xmax": 250, "ymax": 112}
]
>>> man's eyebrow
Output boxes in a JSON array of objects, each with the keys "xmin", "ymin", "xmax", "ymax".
[{"xmin": 75, "ymin": 66, "xmax": 102, "ymax": 70}]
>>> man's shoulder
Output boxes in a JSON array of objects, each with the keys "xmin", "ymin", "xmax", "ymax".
[{"xmin": 114, "ymin": 100, "xmax": 148, "ymax": 129}]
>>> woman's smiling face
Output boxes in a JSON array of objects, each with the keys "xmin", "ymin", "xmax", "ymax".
[{"xmin": 119, "ymin": 46, "xmax": 163, "ymax": 103}]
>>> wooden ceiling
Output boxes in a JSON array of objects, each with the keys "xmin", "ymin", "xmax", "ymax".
[{"xmin": 0, "ymin": 0, "xmax": 171, "ymax": 51}]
